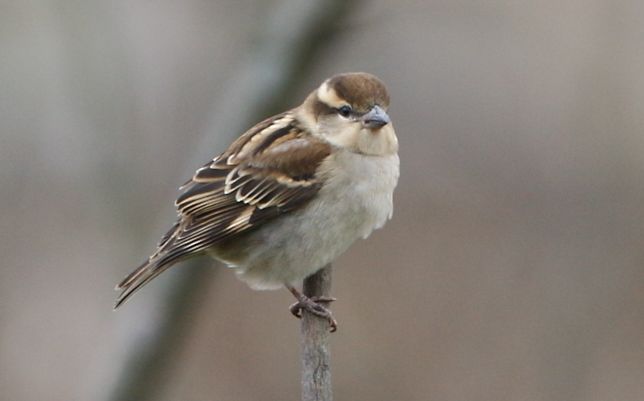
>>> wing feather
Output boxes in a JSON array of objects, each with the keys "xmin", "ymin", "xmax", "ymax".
[{"xmin": 115, "ymin": 111, "xmax": 332, "ymax": 307}]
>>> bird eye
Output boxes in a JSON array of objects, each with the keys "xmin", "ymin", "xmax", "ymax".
[{"xmin": 337, "ymin": 105, "xmax": 352, "ymax": 118}]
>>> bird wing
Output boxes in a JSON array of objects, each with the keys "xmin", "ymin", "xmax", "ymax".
[{"xmin": 115, "ymin": 112, "xmax": 332, "ymax": 307}]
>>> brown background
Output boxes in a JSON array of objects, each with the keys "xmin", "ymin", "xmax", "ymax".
[{"xmin": 2, "ymin": 1, "xmax": 643, "ymax": 400}]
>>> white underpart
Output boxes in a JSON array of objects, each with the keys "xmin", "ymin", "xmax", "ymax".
[{"xmin": 213, "ymin": 149, "xmax": 400, "ymax": 290}]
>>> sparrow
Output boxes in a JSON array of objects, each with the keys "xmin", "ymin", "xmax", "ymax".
[{"xmin": 115, "ymin": 72, "xmax": 399, "ymax": 331}]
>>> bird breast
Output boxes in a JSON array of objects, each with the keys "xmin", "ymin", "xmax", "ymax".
[{"xmin": 217, "ymin": 149, "xmax": 399, "ymax": 290}]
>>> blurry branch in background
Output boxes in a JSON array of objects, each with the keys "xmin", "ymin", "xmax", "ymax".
[
  {"xmin": 301, "ymin": 265, "xmax": 334, "ymax": 401},
  {"xmin": 193, "ymin": 0, "xmax": 359, "ymax": 160},
  {"xmin": 107, "ymin": 1, "xmax": 357, "ymax": 401}
]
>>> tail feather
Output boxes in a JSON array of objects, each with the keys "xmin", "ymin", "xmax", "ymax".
[
  {"xmin": 115, "ymin": 259, "xmax": 150, "ymax": 290},
  {"xmin": 114, "ymin": 224, "xmax": 184, "ymax": 309},
  {"xmin": 114, "ymin": 251, "xmax": 195, "ymax": 309},
  {"xmin": 114, "ymin": 260, "xmax": 174, "ymax": 309}
]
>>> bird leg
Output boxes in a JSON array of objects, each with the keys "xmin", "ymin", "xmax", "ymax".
[{"xmin": 286, "ymin": 285, "xmax": 338, "ymax": 332}]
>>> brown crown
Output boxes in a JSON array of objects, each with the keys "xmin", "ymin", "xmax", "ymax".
[{"xmin": 326, "ymin": 72, "xmax": 390, "ymax": 111}]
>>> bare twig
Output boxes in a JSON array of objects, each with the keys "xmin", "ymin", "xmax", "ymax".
[
  {"xmin": 300, "ymin": 264, "xmax": 334, "ymax": 401},
  {"xmin": 106, "ymin": 2, "xmax": 355, "ymax": 400}
]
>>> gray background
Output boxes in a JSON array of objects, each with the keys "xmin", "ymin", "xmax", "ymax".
[{"xmin": 2, "ymin": 1, "xmax": 643, "ymax": 400}]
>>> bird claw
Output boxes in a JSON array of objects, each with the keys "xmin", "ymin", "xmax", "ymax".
[{"xmin": 289, "ymin": 296, "xmax": 338, "ymax": 332}]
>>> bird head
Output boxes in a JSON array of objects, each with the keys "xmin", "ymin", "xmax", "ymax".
[{"xmin": 300, "ymin": 72, "xmax": 398, "ymax": 156}]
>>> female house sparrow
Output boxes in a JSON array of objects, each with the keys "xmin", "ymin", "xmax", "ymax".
[{"xmin": 115, "ymin": 72, "xmax": 399, "ymax": 331}]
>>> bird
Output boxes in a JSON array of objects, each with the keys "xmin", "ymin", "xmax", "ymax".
[{"xmin": 114, "ymin": 72, "xmax": 399, "ymax": 331}]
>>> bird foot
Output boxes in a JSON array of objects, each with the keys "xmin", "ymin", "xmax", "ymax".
[{"xmin": 289, "ymin": 294, "xmax": 338, "ymax": 332}]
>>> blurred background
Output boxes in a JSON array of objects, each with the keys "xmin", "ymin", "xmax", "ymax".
[{"xmin": 2, "ymin": 1, "xmax": 644, "ymax": 400}]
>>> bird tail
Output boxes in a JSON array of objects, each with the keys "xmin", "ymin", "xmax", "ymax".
[
  {"xmin": 114, "ymin": 258, "xmax": 172, "ymax": 309},
  {"xmin": 114, "ymin": 222, "xmax": 185, "ymax": 309}
]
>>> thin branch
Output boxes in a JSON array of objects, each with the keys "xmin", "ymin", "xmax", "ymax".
[
  {"xmin": 106, "ymin": 2, "xmax": 354, "ymax": 401},
  {"xmin": 300, "ymin": 264, "xmax": 333, "ymax": 401}
]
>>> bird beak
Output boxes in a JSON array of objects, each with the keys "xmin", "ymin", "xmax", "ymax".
[{"xmin": 362, "ymin": 105, "xmax": 390, "ymax": 129}]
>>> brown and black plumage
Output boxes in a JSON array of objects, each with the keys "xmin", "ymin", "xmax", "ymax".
[
  {"xmin": 115, "ymin": 113, "xmax": 331, "ymax": 308},
  {"xmin": 115, "ymin": 72, "xmax": 399, "ymax": 331}
]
